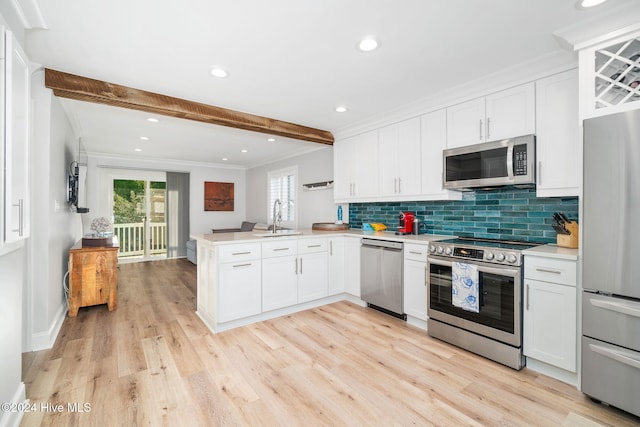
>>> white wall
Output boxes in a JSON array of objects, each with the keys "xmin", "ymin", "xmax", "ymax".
[
  {"xmin": 26, "ymin": 71, "xmax": 82, "ymax": 351},
  {"xmin": 246, "ymin": 147, "xmax": 342, "ymax": 228},
  {"xmin": 84, "ymin": 155, "xmax": 246, "ymax": 236}
]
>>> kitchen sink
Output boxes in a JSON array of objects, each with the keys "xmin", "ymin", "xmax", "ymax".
[{"xmin": 253, "ymin": 230, "xmax": 302, "ymax": 237}]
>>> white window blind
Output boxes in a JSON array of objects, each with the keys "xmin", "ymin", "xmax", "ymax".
[{"xmin": 268, "ymin": 167, "xmax": 297, "ymax": 228}]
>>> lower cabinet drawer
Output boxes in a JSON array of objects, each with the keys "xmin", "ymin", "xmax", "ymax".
[
  {"xmin": 218, "ymin": 243, "xmax": 261, "ymax": 263},
  {"xmin": 404, "ymin": 243, "xmax": 428, "ymax": 262},
  {"xmin": 524, "ymin": 256, "xmax": 576, "ymax": 286}
]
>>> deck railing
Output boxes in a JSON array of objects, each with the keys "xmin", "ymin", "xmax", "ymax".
[{"xmin": 113, "ymin": 222, "xmax": 167, "ymax": 258}]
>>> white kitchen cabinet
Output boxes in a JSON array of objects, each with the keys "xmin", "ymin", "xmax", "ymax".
[
  {"xmin": 262, "ymin": 255, "xmax": 298, "ymax": 312},
  {"xmin": 328, "ymin": 236, "xmax": 345, "ymax": 295},
  {"xmin": 535, "ymin": 69, "xmax": 580, "ymax": 197},
  {"xmin": 523, "ymin": 255, "xmax": 577, "ymax": 373},
  {"xmin": 297, "ymin": 237, "xmax": 328, "ymax": 303},
  {"xmin": 403, "ymin": 244, "xmax": 429, "ymax": 321},
  {"xmin": 262, "ymin": 239, "xmax": 299, "ymax": 311},
  {"xmin": 334, "ymin": 130, "xmax": 378, "ymax": 201},
  {"xmin": 446, "ymin": 97, "xmax": 486, "ymax": 148},
  {"xmin": 2, "ymin": 29, "xmax": 31, "ymax": 245},
  {"xmin": 446, "ymin": 83, "xmax": 535, "ymax": 148},
  {"xmin": 343, "ymin": 236, "xmax": 361, "ymax": 297},
  {"xmin": 298, "ymin": 251, "xmax": 329, "ymax": 303},
  {"xmin": 420, "ymin": 109, "xmax": 463, "ymax": 201},
  {"xmin": 218, "ymin": 259, "xmax": 262, "ymax": 323},
  {"xmin": 578, "ymin": 29, "xmax": 640, "ymax": 118},
  {"xmin": 262, "ymin": 238, "xmax": 329, "ymax": 308},
  {"xmin": 378, "ymin": 117, "xmax": 421, "ymax": 198},
  {"xmin": 197, "ymin": 242, "xmax": 262, "ymax": 324}
]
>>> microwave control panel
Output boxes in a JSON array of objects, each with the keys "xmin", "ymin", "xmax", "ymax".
[{"xmin": 513, "ymin": 145, "xmax": 528, "ymax": 176}]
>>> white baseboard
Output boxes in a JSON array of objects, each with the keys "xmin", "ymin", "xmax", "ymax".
[
  {"xmin": 0, "ymin": 382, "xmax": 26, "ymax": 427},
  {"xmin": 30, "ymin": 303, "xmax": 66, "ymax": 351},
  {"xmin": 525, "ymin": 357, "xmax": 578, "ymax": 387}
]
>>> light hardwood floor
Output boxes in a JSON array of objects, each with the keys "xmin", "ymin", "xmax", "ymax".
[{"xmin": 21, "ymin": 259, "xmax": 640, "ymax": 426}]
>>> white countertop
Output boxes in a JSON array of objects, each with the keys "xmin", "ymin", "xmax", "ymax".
[
  {"xmin": 522, "ymin": 244, "xmax": 579, "ymax": 261},
  {"xmin": 190, "ymin": 229, "xmax": 454, "ymax": 246}
]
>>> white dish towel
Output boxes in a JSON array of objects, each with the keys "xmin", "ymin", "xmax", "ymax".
[{"xmin": 452, "ymin": 262, "xmax": 479, "ymax": 313}]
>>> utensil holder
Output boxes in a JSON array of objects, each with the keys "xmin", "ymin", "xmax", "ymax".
[{"xmin": 557, "ymin": 222, "xmax": 579, "ymax": 248}]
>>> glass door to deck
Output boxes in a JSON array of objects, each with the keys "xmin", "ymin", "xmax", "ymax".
[{"xmin": 113, "ymin": 179, "xmax": 167, "ymax": 261}]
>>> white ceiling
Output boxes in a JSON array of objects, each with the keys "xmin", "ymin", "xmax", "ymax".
[{"xmin": 16, "ymin": 0, "xmax": 635, "ymax": 167}]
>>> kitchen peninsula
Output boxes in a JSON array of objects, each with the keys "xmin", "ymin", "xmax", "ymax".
[{"xmin": 191, "ymin": 229, "xmax": 450, "ymax": 334}]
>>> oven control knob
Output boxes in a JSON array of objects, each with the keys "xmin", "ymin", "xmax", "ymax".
[
  {"xmin": 444, "ymin": 247, "xmax": 453, "ymax": 255},
  {"xmin": 506, "ymin": 254, "xmax": 517, "ymax": 264},
  {"xmin": 485, "ymin": 251, "xmax": 494, "ymax": 260},
  {"xmin": 436, "ymin": 246, "xmax": 444, "ymax": 254},
  {"xmin": 495, "ymin": 253, "xmax": 505, "ymax": 262},
  {"xmin": 430, "ymin": 245, "xmax": 437, "ymax": 253}
]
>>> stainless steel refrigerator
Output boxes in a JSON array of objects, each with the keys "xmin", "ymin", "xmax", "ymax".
[{"xmin": 582, "ymin": 109, "xmax": 640, "ymax": 418}]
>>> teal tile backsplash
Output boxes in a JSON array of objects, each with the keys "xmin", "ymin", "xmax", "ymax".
[{"xmin": 348, "ymin": 188, "xmax": 578, "ymax": 244}]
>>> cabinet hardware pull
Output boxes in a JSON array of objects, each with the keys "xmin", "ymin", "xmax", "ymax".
[
  {"xmin": 295, "ymin": 257, "xmax": 298, "ymax": 274},
  {"xmin": 233, "ymin": 263, "xmax": 252, "ymax": 268},
  {"xmin": 329, "ymin": 240, "xmax": 333, "ymax": 256},
  {"xmin": 398, "ymin": 177, "xmax": 402, "ymax": 193},
  {"xmin": 273, "ymin": 247, "xmax": 290, "ymax": 251},
  {"xmin": 526, "ymin": 284, "xmax": 530, "ymax": 310},
  {"xmin": 307, "ymin": 244, "xmax": 321, "ymax": 248},
  {"xmin": 394, "ymin": 178, "xmax": 397, "ymax": 194},
  {"xmin": 300, "ymin": 257, "xmax": 303, "ymax": 274},
  {"xmin": 409, "ymin": 250, "xmax": 422, "ymax": 255},
  {"xmin": 535, "ymin": 268, "xmax": 561, "ymax": 274},
  {"xmin": 590, "ymin": 298, "xmax": 640, "ymax": 318},
  {"xmin": 479, "ymin": 119, "xmax": 483, "ymax": 140},
  {"xmin": 232, "ymin": 251, "xmax": 252, "ymax": 255},
  {"xmin": 589, "ymin": 343, "xmax": 640, "ymax": 370},
  {"xmin": 486, "ymin": 117, "xmax": 491, "ymax": 140},
  {"xmin": 424, "ymin": 265, "xmax": 428, "ymax": 286}
]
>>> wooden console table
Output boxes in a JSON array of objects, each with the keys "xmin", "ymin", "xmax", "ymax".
[{"xmin": 68, "ymin": 236, "xmax": 119, "ymax": 317}]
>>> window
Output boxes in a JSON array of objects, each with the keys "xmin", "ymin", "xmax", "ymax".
[{"xmin": 268, "ymin": 167, "xmax": 297, "ymax": 229}]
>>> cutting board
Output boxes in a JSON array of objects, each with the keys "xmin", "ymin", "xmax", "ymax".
[{"xmin": 311, "ymin": 222, "xmax": 349, "ymax": 231}]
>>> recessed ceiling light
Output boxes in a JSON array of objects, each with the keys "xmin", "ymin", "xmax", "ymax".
[
  {"xmin": 241, "ymin": 149, "xmax": 248, "ymax": 153},
  {"xmin": 134, "ymin": 148, "xmax": 142, "ymax": 152},
  {"xmin": 210, "ymin": 67, "xmax": 229, "ymax": 78},
  {"xmin": 335, "ymin": 106, "xmax": 348, "ymax": 113},
  {"xmin": 358, "ymin": 37, "xmax": 380, "ymax": 52},
  {"xmin": 267, "ymin": 137, "xmax": 276, "ymax": 142},
  {"xmin": 147, "ymin": 118, "xmax": 159, "ymax": 123},
  {"xmin": 221, "ymin": 157, "xmax": 228, "ymax": 161},
  {"xmin": 140, "ymin": 136, "xmax": 149, "ymax": 141},
  {"xmin": 576, "ymin": 0, "xmax": 608, "ymax": 8}
]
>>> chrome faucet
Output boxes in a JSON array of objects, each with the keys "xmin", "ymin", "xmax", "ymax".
[{"xmin": 272, "ymin": 198, "xmax": 282, "ymax": 234}]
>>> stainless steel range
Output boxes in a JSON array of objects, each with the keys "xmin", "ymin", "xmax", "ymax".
[{"xmin": 426, "ymin": 237, "xmax": 536, "ymax": 370}]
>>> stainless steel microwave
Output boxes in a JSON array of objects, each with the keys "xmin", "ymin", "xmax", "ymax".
[{"xmin": 443, "ymin": 135, "xmax": 535, "ymax": 190}]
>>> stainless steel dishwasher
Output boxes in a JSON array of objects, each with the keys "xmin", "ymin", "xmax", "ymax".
[{"xmin": 360, "ymin": 238, "xmax": 405, "ymax": 319}]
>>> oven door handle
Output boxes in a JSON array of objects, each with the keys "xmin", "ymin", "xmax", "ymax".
[{"xmin": 428, "ymin": 257, "xmax": 520, "ymax": 277}]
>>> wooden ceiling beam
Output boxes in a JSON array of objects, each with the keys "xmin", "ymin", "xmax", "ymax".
[{"xmin": 44, "ymin": 68, "xmax": 334, "ymax": 145}]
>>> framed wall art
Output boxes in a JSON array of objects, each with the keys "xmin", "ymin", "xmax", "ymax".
[{"xmin": 204, "ymin": 181, "xmax": 234, "ymax": 211}]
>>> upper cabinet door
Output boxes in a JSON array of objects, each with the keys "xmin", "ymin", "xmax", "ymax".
[
  {"xmin": 378, "ymin": 117, "xmax": 421, "ymax": 197},
  {"xmin": 446, "ymin": 83, "xmax": 535, "ymax": 149},
  {"xmin": 535, "ymin": 69, "xmax": 580, "ymax": 197},
  {"xmin": 334, "ymin": 130, "xmax": 379, "ymax": 202},
  {"xmin": 446, "ymin": 97, "xmax": 485, "ymax": 148},
  {"xmin": 4, "ymin": 30, "xmax": 31, "ymax": 243},
  {"xmin": 421, "ymin": 110, "xmax": 463, "ymax": 200},
  {"xmin": 485, "ymin": 82, "xmax": 535, "ymax": 141}
]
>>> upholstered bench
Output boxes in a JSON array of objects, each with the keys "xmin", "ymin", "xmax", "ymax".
[{"xmin": 186, "ymin": 239, "xmax": 197, "ymax": 264}]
